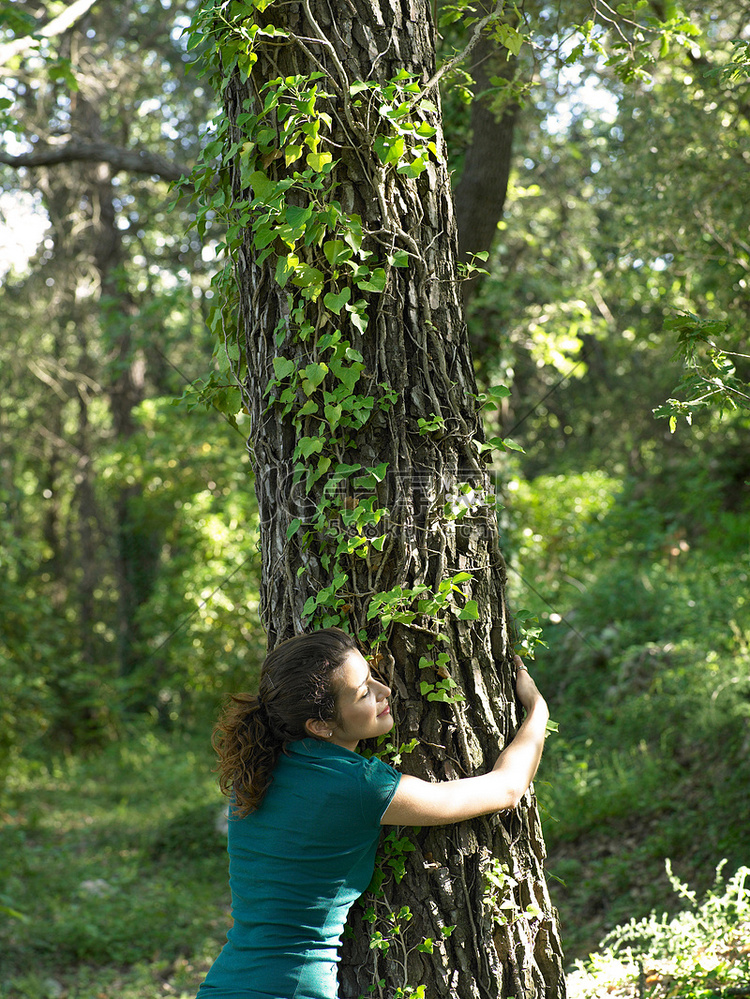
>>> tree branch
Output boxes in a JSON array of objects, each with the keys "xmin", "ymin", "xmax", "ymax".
[
  {"xmin": 415, "ymin": 0, "xmax": 505, "ymax": 102},
  {"xmin": 0, "ymin": 139, "xmax": 191, "ymax": 182},
  {"xmin": 0, "ymin": 0, "xmax": 99, "ymax": 67}
]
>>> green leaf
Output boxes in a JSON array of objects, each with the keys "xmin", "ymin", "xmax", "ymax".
[
  {"xmin": 357, "ymin": 268, "xmax": 387, "ymax": 293},
  {"xmin": 397, "ymin": 157, "xmax": 427, "ymax": 178},
  {"xmin": 374, "ymin": 134, "xmax": 405, "ymax": 165},
  {"xmin": 285, "ymin": 205, "xmax": 313, "ymax": 228},
  {"xmin": 276, "ymin": 253, "xmax": 298, "ymax": 288},
  {"xmin": 306, "ymin": 150, "xmax": 333, "ymax": 172},
  {"xmin": 272, "ymin": 356, "xmax": 296, "ymax": 380},
  {"xmin": 337, "ymin": 362, "xmax": 364, "ymax": 392},
  {"xmin": 301, "ymin": 362, "xmax": 328, "ymax": 395},
  {"xmin": 323, "ymin": 240, "xmax": 353, "ymax": 266},
  {"xmin": 298, "ymin": 399, "xmax": 318, "ymax": 417},
  {"xmin": 485, "ymin": 435, "xmax": 525, "ymax": 453},
  {"xmin": 291, "ymin": 264, "xmax": 325, "ymax": 299},
  {"xmin": 458, "ymin": 600, "xmax": 479, "ymax": 621},
  {"xmin": 249, "ymin": 170, "xmax": 277, "ymax": 202},
  {"xmin": 324, "ymin": 402, "xmax": 343, "ymax": 429},
  {"xmin": 286, "ymin": 518, "xmax": 302, "ymax": 538},
  {"xmin": 323, "ymin": 287, "xmax": 352, "ymax": 315},
  {"xmin": 343, "ymin": 216, "xmax": 364, "ymax": 254},
  {"xmin": 496, "ymin": 23, "xmax": 524, "ymax": 56},
  {"xmin": 349, "ymin": 309, "xmax": 369, "ymax": 335},
  {"xmin": 295, "ymin": 436, "xmax": 325, "ymax": 460}
]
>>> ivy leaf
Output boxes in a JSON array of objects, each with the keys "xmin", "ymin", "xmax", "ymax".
[
  {"xmin": 298, "ymin": 399, "xmax": 318, "ymax": 417},
  {"xmin": 291, "ymin": 264, "xmax": 325, "ymax": 300},
  {"xmin": 275, "ymin": 253, "xmax": 298, "ymax": 288},
  {"xmin": 357, "ymin": 268, "xmax": 387, "ymax": 293},
  {"xmin": 285, "ymin": 205, "xmax": 313, "ymax": 228},
  {"xmin": 388, "ymin": 250, "xmax": 410, "ymax": 267},
  {"xmin": 253, "ymin": 224, "xmax": 277, "ymax": 250},
  {"xmin": 488, "ymin": 435, "xmax": 525, "ymax": 453},
  {"xmin": 323, "ymin": 239, "xmax": 353, "ymax": 266},
  {"xmin": 397, "ymin": 157, "xmax": 427, "ymax": 178},
  {"xmin": 294, "ymin": 436, "xmax": 325, "ymax": 460},
  {"xmin": 301, "ymin": 362, "xmax": 328, "ymax": 395},
  {"xmin": 324, "ymin": 402, "xmax": 343, "ymax": 430},
  {"xmin": 415, "ymin": 121, "xmax": 437, "ymax": 138},
  {"xmin": 272, "ymin": 357, "xmax": 296, "ymax": 380},
  {"xmin": 306, "ymin": 150, "xmax": 333, "ymax": 172},
  {"xmin": 374, "ymin": 134, "xmax": 405, "ymax": 165},
  {"xmin": 458, "ymin": 600, "xmax": 479, "ymax": 621},
  {"xmin": 323, "ymin": 287, "xmax": 352, "ymax": 315},
  {"xmin": 249, "ymin": 170, "xmax": 277, "ymax": 202},
  {"xmin": 343, "ymin": 216, "xmax": 364, "ymax": 254},
  {"xmin": 286, "ymin": 518, "xmax": 302, "ymax": 539},
  {"xmin": 349, "ymin": 309, "xmax": 369, "ymax": 335},
  {"xmin": 337, "ymin": 362, "xmax": 364, "ymax": 392}
]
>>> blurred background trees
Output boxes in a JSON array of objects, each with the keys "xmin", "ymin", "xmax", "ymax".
[{"xmin": 0, "ymin": 0, "xmax": 264, "ymax": 773}]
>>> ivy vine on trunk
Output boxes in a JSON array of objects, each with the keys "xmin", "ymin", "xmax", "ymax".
[{"xmin": 186, "ymin": 0, "xmax": 565, "ymax": 995}]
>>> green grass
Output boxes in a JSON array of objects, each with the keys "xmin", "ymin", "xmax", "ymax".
[{"xmin": 0, "ymin": 727, "xmax": 230, "ymax": 999}]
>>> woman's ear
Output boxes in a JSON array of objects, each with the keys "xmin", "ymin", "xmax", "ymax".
[{"xmin": 305, "ymin": 718, "xmax": 334, "ymax": 739}]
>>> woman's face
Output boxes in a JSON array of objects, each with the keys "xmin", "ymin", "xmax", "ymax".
[{"xmin": 324, "ymin": 648, "xmax": 394, "ymax": 751}]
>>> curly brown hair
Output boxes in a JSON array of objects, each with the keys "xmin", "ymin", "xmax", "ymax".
[{"xmin": 212, "ymin": 628, "xmax": 358, "ymax": 816}]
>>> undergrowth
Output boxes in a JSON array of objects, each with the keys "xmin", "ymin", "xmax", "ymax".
[
  {"xmin": 567, "ymin": 862, "xmax": 750, "ymax": 998},
  {"xmin": 509, "ymin": 472, "xmax": 750, "ymax": 960}
]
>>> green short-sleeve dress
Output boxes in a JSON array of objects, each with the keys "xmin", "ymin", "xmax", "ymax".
[{"xmin": 196, "ymin": 738, "xmax": 401, "ymax": 999}]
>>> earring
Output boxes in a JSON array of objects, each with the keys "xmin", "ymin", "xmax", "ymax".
[{"xmin": 326, "ymin": 731, "xmax": 333, "ymax": 737}]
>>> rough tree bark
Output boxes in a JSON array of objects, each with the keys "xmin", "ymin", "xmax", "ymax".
[{"xmin": 217, "ymin": 0, "xmax": 565, "ymax": 995}]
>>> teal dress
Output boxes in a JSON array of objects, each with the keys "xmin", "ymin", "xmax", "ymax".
[{"xmin": 196, "ymin": 738, "xmax": 401, "ymax": 999}]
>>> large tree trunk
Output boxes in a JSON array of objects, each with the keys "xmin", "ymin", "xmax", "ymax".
[{"xmin": 217, "ymin": 0, "xmax": 565, "ymax": 995}]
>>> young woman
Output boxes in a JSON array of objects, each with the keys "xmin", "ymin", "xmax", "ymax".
[{"xmin": 196, "ymin": 627, "xmax": 549, "ymax": 999}]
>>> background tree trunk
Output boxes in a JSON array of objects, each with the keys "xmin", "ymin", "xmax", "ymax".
[
  {"xmin": 219, "ymin": 0, "xmax": 565, "ymax": 994},
  {"xmin": 454, "ymin": 33, "xmax": 520, "ymax": 310}
]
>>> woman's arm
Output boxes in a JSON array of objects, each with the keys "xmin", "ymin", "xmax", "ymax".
[{"xmin": 380, "ymin": 657, "xmax": 549, "ymax": 826}]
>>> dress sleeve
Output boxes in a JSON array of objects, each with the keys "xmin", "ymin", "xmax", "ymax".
[{"xmin": 358, "ymin": 755, "xmax": 401, "ymax": 827}]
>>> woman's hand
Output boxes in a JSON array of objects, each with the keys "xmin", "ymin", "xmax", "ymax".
[
  {"xmin": 513, "ymin": 655, "xmax": 544, "ymax": 711},
  {"xmin": 380, "ymin": 656, "xmax": 550, "ymax": 827}
]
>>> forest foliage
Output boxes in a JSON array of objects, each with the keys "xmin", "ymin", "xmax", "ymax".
[{"xmin": 1, "ymin": 0, "xmax": 749, "ymax": 995}]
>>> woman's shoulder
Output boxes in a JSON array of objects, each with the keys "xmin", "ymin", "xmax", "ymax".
[{"xmin": 286, "ymin": 739, "xmax": 398, "ymax": 784}]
